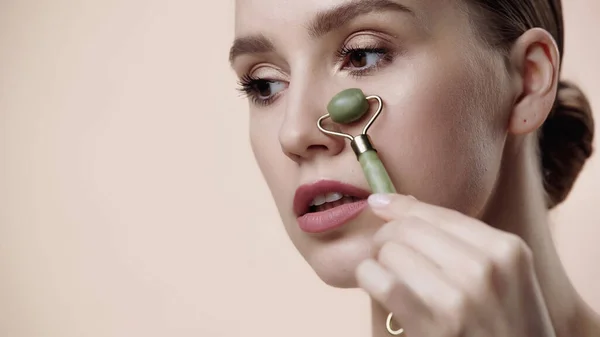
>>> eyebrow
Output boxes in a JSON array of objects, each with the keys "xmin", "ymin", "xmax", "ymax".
[
  {"xmin": 229, "ymin": 0, "xmax": 414, "ymax": 64},
  {"xmin": 308, "ymin": 0, "xmax": 414, "ymax": 38},
  {"xmin": 228, "ymin": 34, "xmax": 274, "ymax": 64}
]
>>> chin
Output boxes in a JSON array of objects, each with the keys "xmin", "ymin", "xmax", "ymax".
[{"xmin": 303, "ymin": 232, "xmax": 376, "ymax": 289}]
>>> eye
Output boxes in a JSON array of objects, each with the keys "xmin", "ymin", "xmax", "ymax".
[
  {"xmin": 347, "ymin": 49, "xmax": 384, "ymax": 69},
  {"xmin": 252, "ymin": 79, "xmax": 285, "ymax": 100},
  {"xmin": 337, "ymin": 46, "xmax": 393, "ymax": 75},
  {"xmin": 237, "ymin": 74, "xmax": 287, "ymax": 106}
]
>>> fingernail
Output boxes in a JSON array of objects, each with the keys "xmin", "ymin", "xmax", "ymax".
[{"xmin": 368, "ymin": 194, "xmax": 392, "ymax": 208}]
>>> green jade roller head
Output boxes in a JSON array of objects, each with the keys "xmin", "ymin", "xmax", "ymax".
[{"xmin": 317, "ymin": 88, "xmax": 397, "ymax": 195}]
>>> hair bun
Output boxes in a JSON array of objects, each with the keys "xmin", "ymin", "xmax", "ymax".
[{"xmin": 540, "ymin": 80, "xmax": 595, "ymax": 209}]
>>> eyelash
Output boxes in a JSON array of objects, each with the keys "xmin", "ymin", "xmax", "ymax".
[
  {"xmin": 237, "ymin": 45, "xmax": 394, "ymax": 106},
  {"xmin": 236, "ymin": 74, "xmax": 274, "ymax": 106}
]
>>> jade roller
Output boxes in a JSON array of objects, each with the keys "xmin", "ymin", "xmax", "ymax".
[
  {"xmin": 317, "ymin": 88, "xmax": 404, "ymax": 336},
  {"xmin": 317, "ymin": 88, "xmax": 397, "ymax": 195}
]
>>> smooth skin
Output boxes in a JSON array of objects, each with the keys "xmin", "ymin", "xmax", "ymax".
[{"xmin": 230, "ymin": 0, "xmax": 600, "ymax": 336}]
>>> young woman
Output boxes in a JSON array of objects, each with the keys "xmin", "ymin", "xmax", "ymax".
[{"xmin": 229, "ymin": 0, "xmax": 599, "ymax": 336}]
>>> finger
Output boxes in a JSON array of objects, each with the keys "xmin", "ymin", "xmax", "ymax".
[
  {"xmin": 369, "ymin": 194, "xmax": 532, "ymax": 282},
  {"xmin": 367, "ymin": 193, "xmax": 507, "ymax": 250},
  {"xmin": 373, "ymin": 216, "xmax": 502, "ymax": 304},
  {"xmin": 355, "ymin": 259, "xmax": 436, "ymax": 336},
  {"xmin": 376, "ymin": 241, "xmax": 465, "ymax": 323}
]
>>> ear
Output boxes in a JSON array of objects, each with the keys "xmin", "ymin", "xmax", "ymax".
[{"xmin": 507, "ymin": 28, "xmax": 560, "ymax": 135}]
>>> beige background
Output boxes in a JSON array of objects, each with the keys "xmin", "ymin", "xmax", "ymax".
[{"xmin": 0, "ymin": 1, "xmax": 598, "ymax": 336}]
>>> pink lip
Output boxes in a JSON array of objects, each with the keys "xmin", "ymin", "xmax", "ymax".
[
  {"xmin": 293, "ymin": 180, "xmax": 371, "ymax": 233},
  {"xmin": 297, "ymin": 200, "xmax": 369, "ymax": 233}
]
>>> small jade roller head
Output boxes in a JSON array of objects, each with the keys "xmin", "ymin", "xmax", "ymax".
[
  {"xmin": 326, "ymin": 88, "xmax": 370, "ymax": 124},
  {"xmin": 318, "ymin": 87, "xmax": 383, "ymax": 139}
]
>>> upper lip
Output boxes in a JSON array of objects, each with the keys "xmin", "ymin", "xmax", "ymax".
[{"xmin": 293, "ymin": 179, "xmax": 371, "ymax": 216}]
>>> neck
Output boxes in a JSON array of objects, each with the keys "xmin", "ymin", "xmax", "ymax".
[
  {"xmin": 369, "ymin": 135, "xmax": 593, "ymax": 337},
  {"xmin": 482, "ymin": 134, "xmax": 587, "ymax": 337}
]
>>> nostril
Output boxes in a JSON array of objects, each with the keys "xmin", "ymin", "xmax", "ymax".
[{"xmin": 307, "ymin": 144, "xmax": 328, "ymax": 152}]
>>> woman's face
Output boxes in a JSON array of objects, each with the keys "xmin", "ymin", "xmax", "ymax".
[{"xmin": 231, "ymin": 0, "xmax": 515, "ymax": 288}]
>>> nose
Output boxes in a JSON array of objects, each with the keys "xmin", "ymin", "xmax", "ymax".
[{"xmin": 278, "ymin": 81, "xmax": 346, "ymax": 162}]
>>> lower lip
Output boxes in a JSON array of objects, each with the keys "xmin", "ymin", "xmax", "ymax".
[{"xmin": 297, "ymin": 200, "xmax": 368, "ymax": 233}]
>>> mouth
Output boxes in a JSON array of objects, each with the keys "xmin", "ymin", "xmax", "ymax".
[
  {"xmin": 308, "ymin": 193, "xmax": 364, "ymax": 213},
  {"xmin": 294, "ymin": 180, "xmax": 371, "ymax": 217},
  {"xmin": 293, "ymin": 180, "xmax": 371, "ymax": 233}
]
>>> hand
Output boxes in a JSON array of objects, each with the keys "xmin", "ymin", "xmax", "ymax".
[{"xmin": 355, "ymin": 193, "xmax": 556, "ymax": 337}]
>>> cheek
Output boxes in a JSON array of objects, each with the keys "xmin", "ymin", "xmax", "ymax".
[{"xmin": 370, "ymin": 55, "xmax": 507, "ymax": 216}]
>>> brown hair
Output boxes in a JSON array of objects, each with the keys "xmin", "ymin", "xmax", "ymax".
[{"xmin": 466, "ymin": 0, "xmax": 595, "ymax": 208}]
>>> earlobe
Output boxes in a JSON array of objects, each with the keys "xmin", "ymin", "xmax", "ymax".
[{"xmin": 507, "ymin": 28, "xmax": 560, "ymax": 135}]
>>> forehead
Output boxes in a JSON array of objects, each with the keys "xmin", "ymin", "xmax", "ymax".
[
  {"xmin": 235, "ymin": 0, "xmax": 336, "ymax": 33},
  {"xmin": 233, "ymin": 0, "xmax": 449, "ymax": 36}
]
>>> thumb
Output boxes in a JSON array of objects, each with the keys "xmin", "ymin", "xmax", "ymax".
[{"xmin": 367, "ymin": 193, "xmax": 418, "ymax": 221}]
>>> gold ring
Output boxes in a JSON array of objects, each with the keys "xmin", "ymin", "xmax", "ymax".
[{"xmin": 386, "ymin": 312, "xmax": 404, "ymax": 335}]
